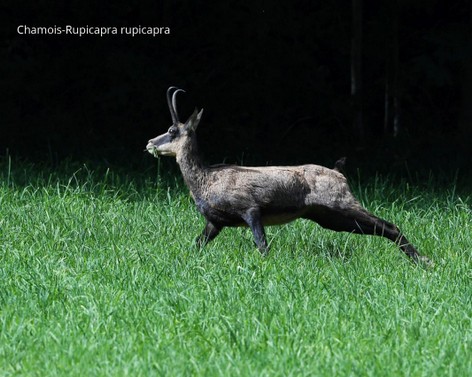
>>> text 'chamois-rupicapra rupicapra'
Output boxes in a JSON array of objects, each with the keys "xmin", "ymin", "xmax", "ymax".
[{"xmin": 146, "ymin": 87, "xmax": 431, "ymax": 265}]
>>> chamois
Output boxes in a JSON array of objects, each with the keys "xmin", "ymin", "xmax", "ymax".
[{"xmin": 146, "ymin": 87, "xmax": 430, "ymax": 265}]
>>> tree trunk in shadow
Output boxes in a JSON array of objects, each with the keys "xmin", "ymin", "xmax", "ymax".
[{"xmin": 351, "ymin": 0, "xmax": 364, "ymax": 145}]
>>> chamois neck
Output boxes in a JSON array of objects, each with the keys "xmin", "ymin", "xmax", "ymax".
[{"xmin": 176, "ymin": 135, "xmax": 207, "ymax": 197}]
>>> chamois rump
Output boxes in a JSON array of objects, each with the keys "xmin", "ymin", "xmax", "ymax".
[{"xmin": 146, "ymin": 87, "xmax": 430, "ymax": 264}]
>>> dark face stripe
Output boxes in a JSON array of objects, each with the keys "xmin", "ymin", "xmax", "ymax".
[{"xmin": 152, "ymin": 133, "xmax": 173, "ymax": 148}]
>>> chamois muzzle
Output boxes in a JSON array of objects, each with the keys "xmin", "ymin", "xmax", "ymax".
[{"xmin": 146, "ymin": 132, "xmax": 177, "ymax": 157}]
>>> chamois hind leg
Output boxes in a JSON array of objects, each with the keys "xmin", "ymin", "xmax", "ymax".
[
  {"xmin": 305, "ymin": 206, "xmax": 430, "ymax": 264},
  {"xmin": 196, "ymin": 221, "xmax": 222, "ymax": 247}
]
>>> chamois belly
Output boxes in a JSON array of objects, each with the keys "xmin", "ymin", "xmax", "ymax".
[
  {"xmin": 260, "ymin": 207, "xmax": 307, "ymax": 226},
  {"xmin": 195, "ymin": 196, "xmax": 306, "ymax": 228}
]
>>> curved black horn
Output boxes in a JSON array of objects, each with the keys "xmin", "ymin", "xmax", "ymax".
[
  {"xmin": 172, "ymin": 89, "xmax": 185, "ymax": 122},
  {"xmin": 166, "ymin": 86, "xmax": 186, "ymax": 124},
  {"xmin": 167, "ymin": 86, "xmax": 178, "ymax": 124}
]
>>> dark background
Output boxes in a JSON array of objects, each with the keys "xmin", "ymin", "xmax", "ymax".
[{"xmin": 1, "ymin": 1, "xmax": 471, "ymax": 176}]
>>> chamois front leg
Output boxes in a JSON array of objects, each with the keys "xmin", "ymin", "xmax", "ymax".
[
  {"xmin": 196, "ymin": 221, "xmax": 221, "ymax": 247},
  {"xmin": 242, "ymin": 208, "xmax": 269, "ymax": 255}
]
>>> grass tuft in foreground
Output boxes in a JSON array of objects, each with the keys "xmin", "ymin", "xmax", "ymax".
[{"xmin": 0, "ymin": 160, "xmax": 471, "ymax": 376}]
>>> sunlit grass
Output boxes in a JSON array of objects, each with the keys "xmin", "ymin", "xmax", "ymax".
[{"xmin": 0, "ymin": 160, "xmax": 470, "ymax": 376}]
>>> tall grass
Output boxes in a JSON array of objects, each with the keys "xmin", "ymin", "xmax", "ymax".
[{"xmin": 0, "ymin": 159, "xmax": 470, "ymax": 376}]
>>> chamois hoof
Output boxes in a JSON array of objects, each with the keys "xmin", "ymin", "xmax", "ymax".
[
  {"xmin": 416, "ymin": 255, "xmax": 434, "ymax": 268},
  {"xmin": 258, "ymin": 248, "xmax": 269, "ymax": 257}
]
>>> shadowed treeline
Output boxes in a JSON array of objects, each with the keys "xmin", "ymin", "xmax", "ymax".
[{"xmin": 2, "ymin": 1, "xmax": 471, "ymax": 175}]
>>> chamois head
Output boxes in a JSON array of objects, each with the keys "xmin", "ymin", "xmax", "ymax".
[{"xmin": 146, "ymin": 86, "xmax": 203, "ymax": 158}]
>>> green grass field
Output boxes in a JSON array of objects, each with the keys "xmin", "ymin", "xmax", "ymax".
[{"xmin": 0, "ymin": 160, "xmax": 471, "ymax": 376}]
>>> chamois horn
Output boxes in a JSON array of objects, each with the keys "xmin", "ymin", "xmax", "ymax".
[{"xmin": 166, "ymin": 86, "xmax": 185, "ymax": 124}]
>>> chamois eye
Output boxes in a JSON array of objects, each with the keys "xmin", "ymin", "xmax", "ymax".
[{"xmin": 168, "ymin": 126, "xmax": 178, "ymax": 137}]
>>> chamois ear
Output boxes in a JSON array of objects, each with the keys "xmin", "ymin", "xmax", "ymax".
[{"xmin": 185, "ymin": 108, "xmax": 204, "ymax": 132}]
